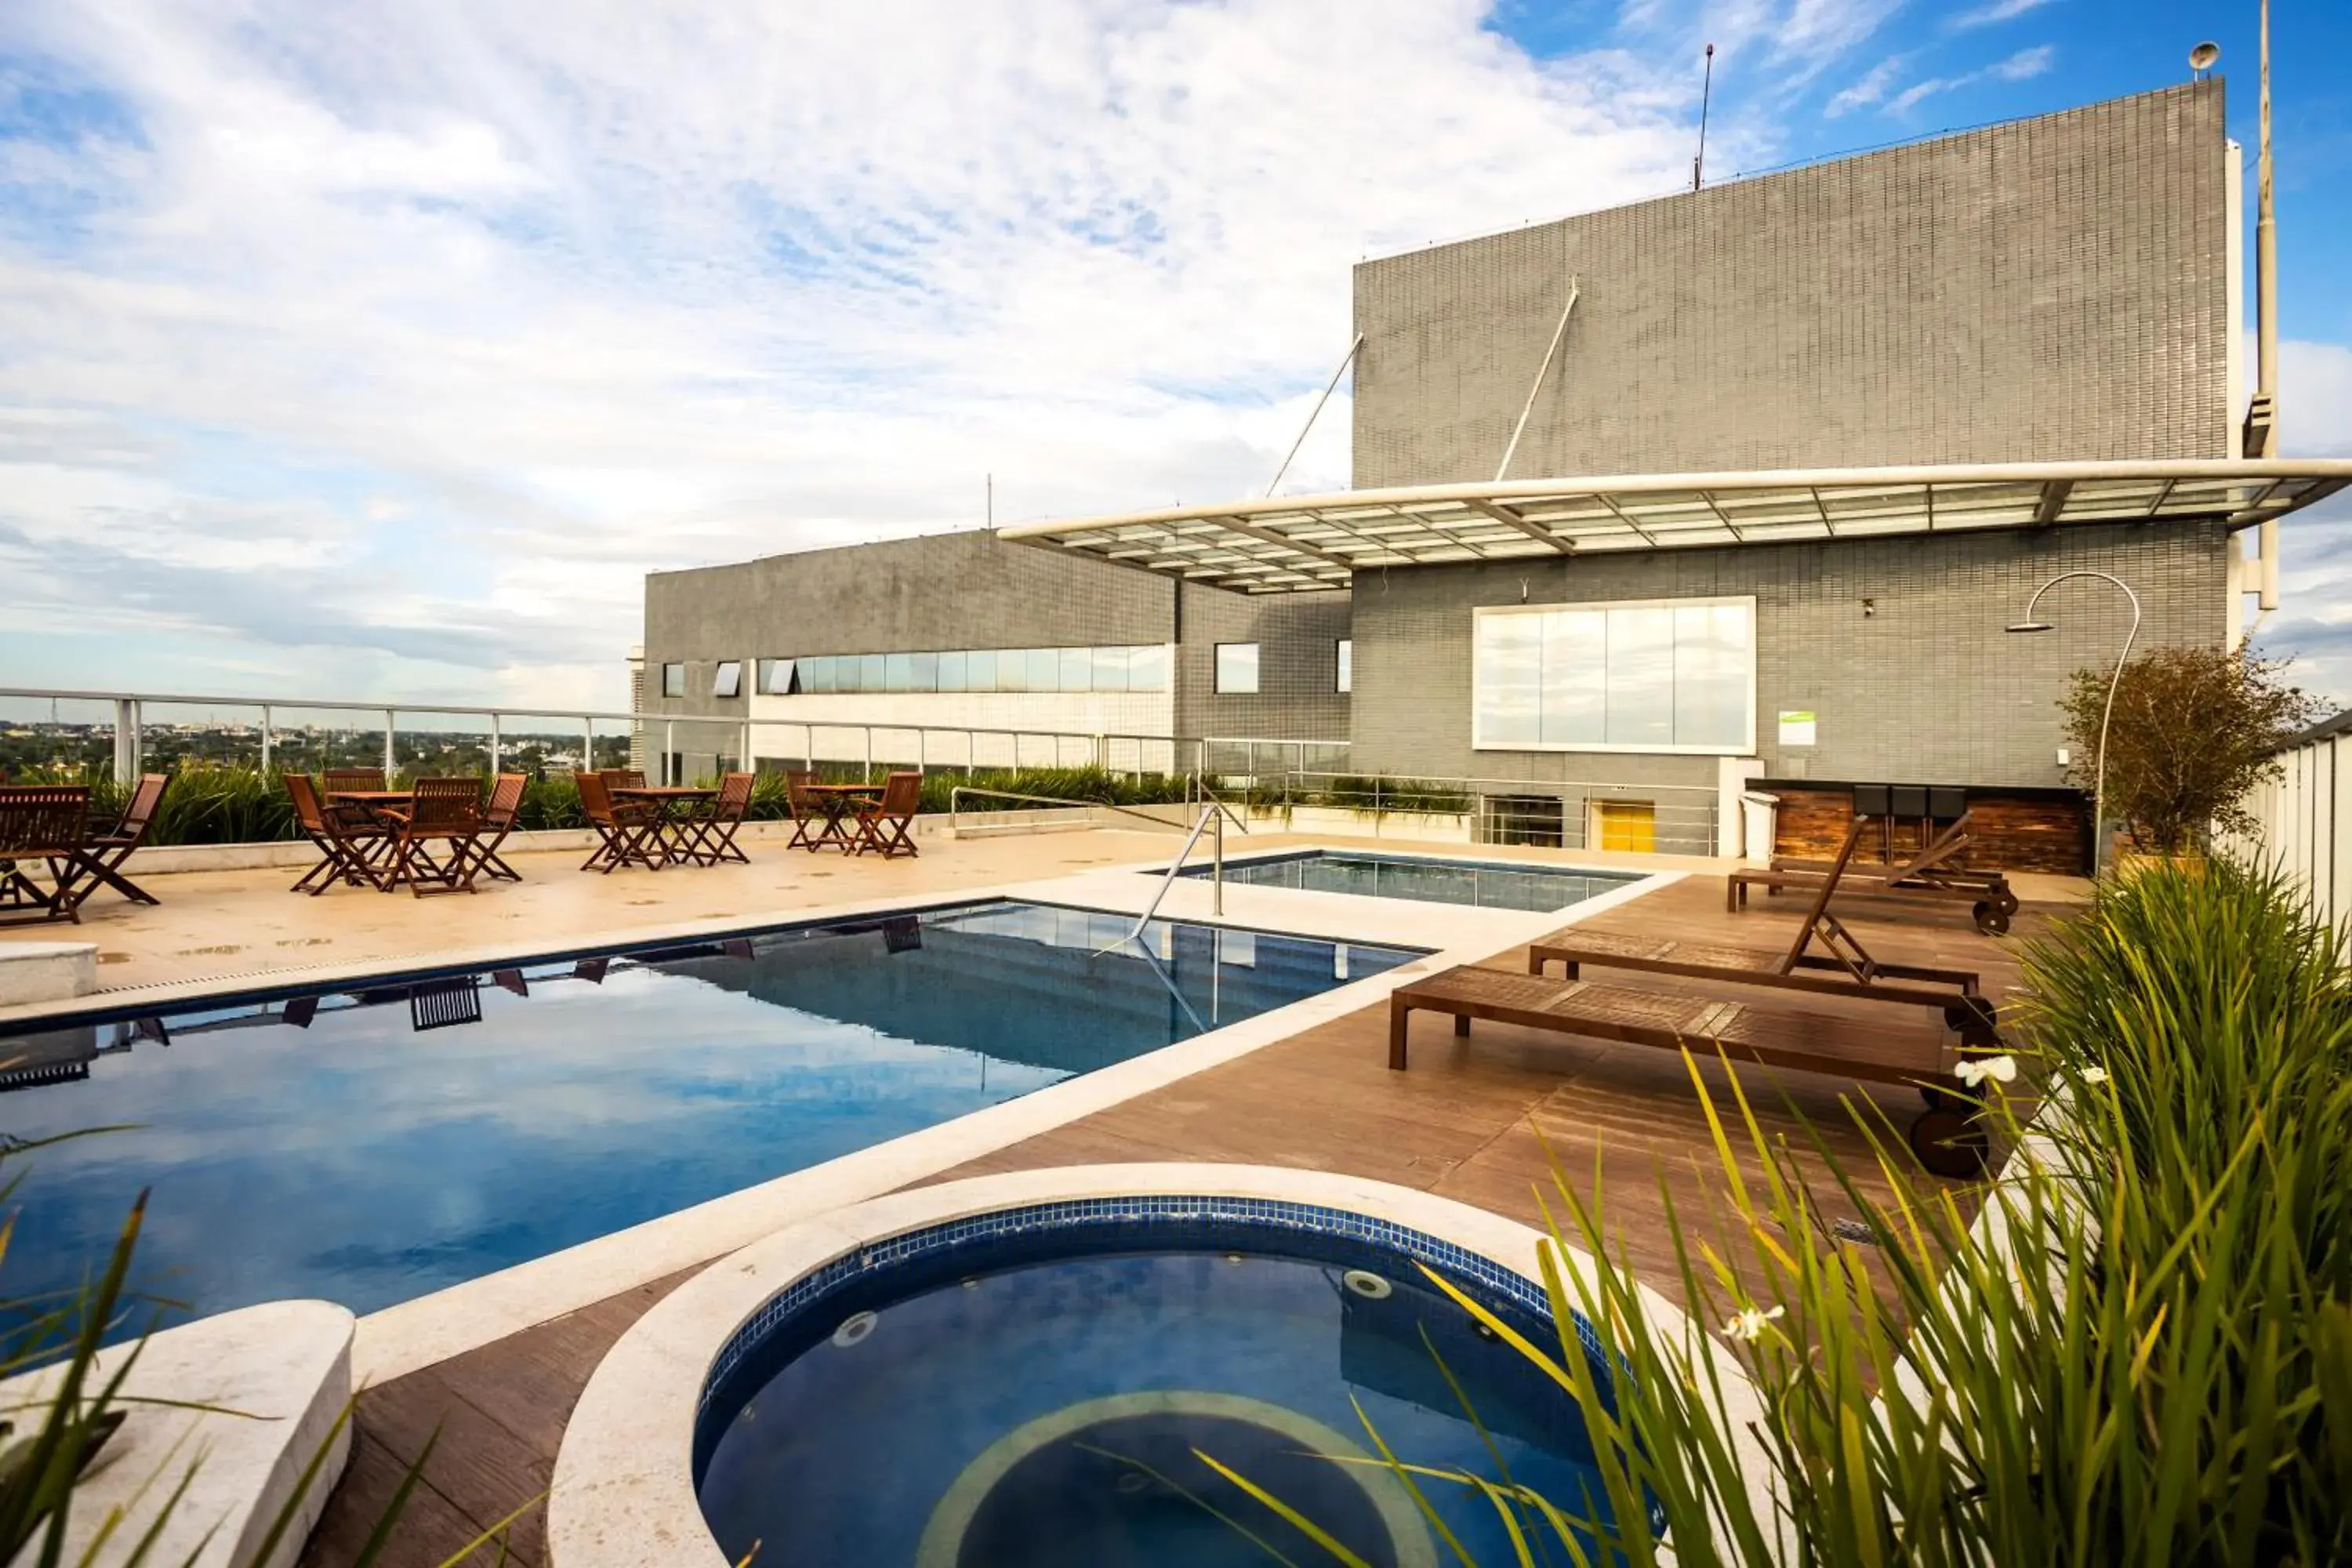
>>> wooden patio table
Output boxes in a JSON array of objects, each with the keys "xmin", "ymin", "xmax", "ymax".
[
  {"xmin": 613, "ymin": 786, "xmax": 717, "ymax": 866},
  {"xmin": 326, "ymin": 789, "xmax": 412, "ymax": 883},
  {"xmin": 798, "ymin": 782, "xmax": 878, "ymax": 854}
]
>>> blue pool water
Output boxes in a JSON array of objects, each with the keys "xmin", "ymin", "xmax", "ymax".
[
  {"xmin": 696, "ymin": 1214, "xmax": 1624, "ymax": 1566},
  {"xmin": 1185, "ymin": 850, "xmax": 1639, "ymax": 913},
  {"xmin": 0, "ymin": 902, "xmax": 1414, "ymax": 1326}
]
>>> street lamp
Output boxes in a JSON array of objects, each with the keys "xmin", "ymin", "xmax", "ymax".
[{"xmin": 2006, "ymin": 571, "xmax": 2142, "ymax": 873}]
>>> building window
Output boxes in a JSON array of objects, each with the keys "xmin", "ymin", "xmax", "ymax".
[
  {"xmin": 741, "ymin": 645, "xmax": 1173, "ymax": 696},
  {"xmin": 1215, "ymin": 643, "xmax": 1260, "ymax": 695},
  {"xmin": 1335, "ymin": 639, "xmax": 1352, "ymax": 694},
  {"xmin": 712, "ymin": 661, "xmax": 742, "ymax": 698},
  {"xmin": 661, "ymin": 662, "xmax": 685, "ymax": 699},
  {"xmin": 1472, "ymin": 597, "xmax": 1754, "ymax": 753}
]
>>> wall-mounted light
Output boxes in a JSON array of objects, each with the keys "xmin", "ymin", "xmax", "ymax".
[{"xmin": 1861, "ymin": 598, "xmax": 1876, "ymax": 618}]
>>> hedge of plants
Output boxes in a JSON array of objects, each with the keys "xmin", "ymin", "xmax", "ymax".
[{"xmin": 1325, "ymin": 856, "xmax": 2352, "ymax": 1565}]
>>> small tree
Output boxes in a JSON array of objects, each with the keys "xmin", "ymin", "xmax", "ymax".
[{"xmin": 2060, "ymin": 644, "xmax": 2319, "ymax": 855}]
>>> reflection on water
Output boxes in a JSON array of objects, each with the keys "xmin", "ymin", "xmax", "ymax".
[
  {"xmin": 1192, "ymin": 851, "xmax": 1638, "ymax": 913},
  {"xmin": 0, "ymin": 902, "xmax": 1415, "ymax": 1327}
]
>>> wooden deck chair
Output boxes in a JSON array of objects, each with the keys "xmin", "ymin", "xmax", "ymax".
[
  {"xmin": 58, "ymin": 772, "xmax": 169, "ymax": 913},
  {"xmin": 1388, "ymin": 964, "xmax": 1987, "ymax": 1176},
  {"xmin": 408, "ymin": 976, "xmax": 484, "ymax": 1031},
  {"xmin": 322, "ymin": 767, "xmax": 387, "ymax": 793},
  {"xmin": 782, "ymin": 769, "xmax": 824, "ymax": 850},
  {"xmin": 602, "ymin": 769, "xmax": 648, "ymax": 791},
  {"xmin": 577, "ymin": 771, "xmax": 660, "ymax": 873},
  {"xmin": 0, "ymin": 787, "xmax": 93, "ymax": 925},
  {"xmin": 684, "ymin": 772, "xmax": 756, "ymax": 865},
  {"xmin": 284, "ymin": 773, "xmax": 383, "ymax": 894},
  {"xmin": 464, "ymin": 773, "xmax": 528, "ymax": 881},
  {"xmin": 381, "ymin": 777, "xmax": 486, "ymax": 896},
  {"xmin": 854, "ymin": 771, "xmax": 922, "ymax": 858}
]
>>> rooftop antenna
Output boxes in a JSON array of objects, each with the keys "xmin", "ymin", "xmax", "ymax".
[{"xmin": 1693, "ymin": 43, "xmax": 1715, "ymax": 192}]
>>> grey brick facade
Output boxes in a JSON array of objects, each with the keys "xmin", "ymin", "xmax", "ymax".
[
  {"xmin": 1349, "ymin": 519, "xmax": 2227, "ymax": 789},
  {"xmin": 1353, "ymin": 82, "xmax": 2231, "ymax": 485}
]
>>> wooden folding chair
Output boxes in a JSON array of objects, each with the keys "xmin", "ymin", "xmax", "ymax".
[
  {"xmin": 782, "ymin": 770, "xmax": 824, "ymax": 851},
  {"xmin": 56, "ymin": 772, "xmax": 169, "ymax": 913},
  {"xmin": 853, "ymin": 771, "xmax": 923, "ymax": 858},
  {"xmin": 602, "ymin": 769, "xmax": 648, "ymax": 791},
  {"xmin": 0, "ymin": 787, "xmax": 93, "ymax": 925},
  {"xmin": 578, "ymin": 771, "xmax": 660, "ymax": 873},
  {"xmin": 464, "ymin": 773, "xmax": 528, "ymax": 881},
  {"xmin": 682, "ymin": 772, "xmax": 756, "ymax": 866},
  {"xmin": 323, "ymin": 768, "xmax": 386, "ymax": 793},
  {"xmin": 285, "ymin": 774, "xmax": 383, "ymax": 894},
  {"xmin": 380, "ymin": 777, "xmax": 486, "ymax": 897}
]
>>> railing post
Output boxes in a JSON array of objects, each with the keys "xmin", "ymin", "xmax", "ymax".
[
  {"xmin": 805, "ymin": 724, "xmax": 814, "ymax": 773},
  {"xmin": 585, "ymin": 717, "xmax": 595, "ymax": 779},
  {"xmin": 261, "ymin": 704, "xmax": 273, "ymax": 774},
  {"xmin": 489, "ymin": 713, "xmax": 502, "ymax": 775},
  {"xmin": 662, "ymin": 720, "xmax": 674, "ymax": 783},
  {"xmin": 863, "ymin": 728, "xmax": 873, "ymax": 784},
  {"xmin": 383, "ymin": 709, "xmax": 396, "ymax": 780},
  {"xmin": 742, "ymin": 719, "xmax": 752, "ymax": 775},
  {"xmin": 112, "ymin": 699, "xmax": 136, "ymax": 783},
  {"xmin": 1213, "ymin": 808, "xmax": 1224, "ymax": 916}
]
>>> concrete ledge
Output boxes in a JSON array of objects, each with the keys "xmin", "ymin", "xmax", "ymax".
[
  {"xmin": 1, "ymin": 1300, "xmax": 354, "ymax": 1568},
  {"xmin": 0, "ymin": 940, "xmax": 97, "ymax": 1006}
]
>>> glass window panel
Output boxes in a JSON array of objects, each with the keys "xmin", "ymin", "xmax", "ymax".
[
  {"xmin": 882, "ymin": 653, "xmax": 913, "ymax": 692},
  {"xmin": 1027, "ymin": 648, "xmax": 1060, "ymax": 691},
  {"xmin": 1128, "ymin": 644, "xmax": 1169, "ymax": 692},
  {"xmin": 1214, "ymin": 643, "xmax": 1259, "ymax": 695},
  {"xmin": 1060, "ymin": 647, "xmax": 1092, "ymax": 691},
  {"xmin": 1092, "ymin": 645, "xmax": 1128, "ymax": 692},
  {"xmin": 859, "ymin": 653, "xmax": 887, "ymax": 692},
  {"xmin": 908, "ymin": 652, "xmax": 938, "ymax": 691},
  {"xmin": 967, "ymin": 650, "xmax": 998, "ymax": 692},
  {"xmin": 755, "ymin": 658, "xmax": 795, "ymax": 695},
  {"xmin": 1603, "ymin": 608, "xmax": 1675, "ymax": 746},
  {"xmin": 661, "ymin": 663, "xmax": 684, "ymax": 698},
  {"xmin": 1672, "ymin": 604, "xmax": 1751, "ymax": 747},
  {"xmin": 802, "ymin": 656, "xmax": 833, "ymax": 694},
  {"xmin": 937, "ymin": 651, "xmax": 967, "ymax": 691},
  {"xmin": 1475, "ymin": 615, "xmax": 1541, "ymax": 745},
  {"xmin": 1335, "ymin": 639, "xmax": 1352, "ymax": 694},
  {"xmin": 996, "ymin": 649, "xmax": 1028, "ymax": 693},
  {"xmin": 711, "ymin": 662, "xmax": 742, "ymax": 698},
  {"xmin": 1540, "ymin": 610, "xmax": 1606, "ymax": 745}
]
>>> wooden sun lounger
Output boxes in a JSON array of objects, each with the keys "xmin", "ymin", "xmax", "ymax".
[
  {"xmin": 1731, "ymin": 815, "xmax": 2021, "ymax": 935},
  {"xmin": 1527, "ymin": 930, "xmax": 1999, "ymax": 1047},
  {"xmin": 1388, "ymin": 965, "xmax": 1986, "ymax": 1176}
]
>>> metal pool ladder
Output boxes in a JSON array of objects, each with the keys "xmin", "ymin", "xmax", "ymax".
[{"xmin": 942, "ymin": 784, "xmax": 1247, "ymax": 946}]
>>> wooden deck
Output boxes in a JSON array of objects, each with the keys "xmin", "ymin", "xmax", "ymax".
[{"xmin": 298, "ymin": 873, "xmax": 2054, "ymax": 1567}]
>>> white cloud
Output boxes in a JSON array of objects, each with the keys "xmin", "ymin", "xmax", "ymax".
[
  {"xmin": 0, "ymin": 0, "xmax": 1716, "ymax": 709},
  {"xmin": 1948, "ymin": 0, "xmax": 2055, "ymax": 30},
  {"xmin": 2250, "ymin": 339, "xmax": 2352, "ymax": 709},
  {"xmin": 1826, "ymin": 53, "xmax": 1907, "ymax": 117},
  {"xmin": 1988, "ymin": 43, "xmax": 2056, "ymax": 80},
  {"xmin": 1883, "ymin": 42, "xmax": 2053, "ymax": 114}
]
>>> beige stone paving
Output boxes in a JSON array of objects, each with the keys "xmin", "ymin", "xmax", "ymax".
[{"xmin": 0, "ymin": 826, "xmax": 2086, "ymax": 1014}]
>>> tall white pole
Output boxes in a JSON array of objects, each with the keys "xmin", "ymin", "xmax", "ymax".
[{"xmin": 2256, "ymin": 0, "xmax": 2281, "ymax": 607}]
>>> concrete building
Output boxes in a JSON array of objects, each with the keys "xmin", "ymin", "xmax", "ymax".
[
  {"xmin": 645, "ymin": 81, "xmax": 2352, "ymax": 866},
  {"xmin": 642, "ymin": 529, "xmax": 1349, "ymax": 782}
]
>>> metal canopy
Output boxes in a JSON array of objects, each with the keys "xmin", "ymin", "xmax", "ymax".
[{"xmin": 998, "ymin": 459, "xmax": 2352, "ymax": 594}]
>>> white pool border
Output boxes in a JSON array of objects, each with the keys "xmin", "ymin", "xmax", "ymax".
[{"xmin": 546, "ymin": 1162, "xmax": 1775, "ymax": 1568}]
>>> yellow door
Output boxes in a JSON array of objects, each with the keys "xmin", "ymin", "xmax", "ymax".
[{"xmin": 1592, "ymin": 800, "xmax": 1657, "ymax": 853}]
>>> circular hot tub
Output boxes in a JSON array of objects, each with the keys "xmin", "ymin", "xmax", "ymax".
[{"xmin": 552, "ymin": 1167, "xmax": 1745, "ymax": 1568}]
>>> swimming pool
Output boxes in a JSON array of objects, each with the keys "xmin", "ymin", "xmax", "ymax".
[
  {"xmin": 1183, "ymin": 849, "xmax": 1639, "ymax": 913},
  {"xmin": 692, "ymin": 1196, "xmax": 1627, "ymax": 1565},
  {"xmin": 0, "ymin": 902, "xmax": 1416, "ymax": 1326}
]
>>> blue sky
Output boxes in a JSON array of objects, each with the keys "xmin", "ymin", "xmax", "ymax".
[{"xmin": 1, "ymin": 1, "xmax": 2348, "ymax": 717}]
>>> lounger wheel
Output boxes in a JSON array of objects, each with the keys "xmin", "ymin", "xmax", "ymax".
[
  {"xmin": 1971, "ymin": 900, "xmax": 2010, "ymax": 937},
  {"xmin": 1907, "ymin": 1106, "xmax": 1989, "ymax": 1178}
]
